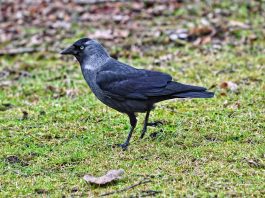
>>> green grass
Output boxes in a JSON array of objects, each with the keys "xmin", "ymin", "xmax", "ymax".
[{"xmin": 1, "ymin": 2, "xmax": 265, "ymax": 197}]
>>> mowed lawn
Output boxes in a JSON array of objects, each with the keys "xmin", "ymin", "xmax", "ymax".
[{"xmin": 1, "ymin": 1, "xmax": 264, "ymax": 197}]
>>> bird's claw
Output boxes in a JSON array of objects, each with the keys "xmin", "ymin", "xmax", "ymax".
[
  {"xmin": 147, "ymin": 121, "xmax": 163, "ymax": 127},
  {"xmin": 115, "ymin": 143, "xmax": 129, "ymax": 151}
]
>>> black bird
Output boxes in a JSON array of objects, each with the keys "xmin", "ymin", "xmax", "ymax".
[{"xmin": 61, "ymin": 38, "xmax": 214, "ymax": 150}]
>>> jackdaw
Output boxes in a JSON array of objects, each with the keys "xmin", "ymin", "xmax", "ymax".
[{"xmin": 61, "ymin": 38, "xmax": 214, "ymax": 150}]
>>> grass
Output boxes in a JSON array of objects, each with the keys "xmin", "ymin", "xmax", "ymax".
[{"xmin": 1, "ymin": 1, "xmax": 265, "ymax": 197}]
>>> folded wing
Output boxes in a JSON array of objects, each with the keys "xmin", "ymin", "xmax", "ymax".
[{"xmin": 96, "ymin": 59, "xmax": 213, "ymax": 101}]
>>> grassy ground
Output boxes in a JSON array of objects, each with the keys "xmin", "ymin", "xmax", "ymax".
[{"xmin": 1, "ymin": 1, "xmax": 265, "ymax": 197}]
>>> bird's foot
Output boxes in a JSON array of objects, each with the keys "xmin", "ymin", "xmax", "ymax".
[
  {"xmin": 115, "ymin": 143, "xmax": 129, "ymax": 151},
  {"xmin": 140, "ymin": 133, "xmax": 145, "ymax": 139},
  {"xmin": 147, "ymin": 121, "xmax": 163, "ymax": 127}
]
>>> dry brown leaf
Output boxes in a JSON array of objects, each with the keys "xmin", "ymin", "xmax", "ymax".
[
  {"xmin": 91, "ymin": 30, "xmax": 114, "ymax": 40},
  {"xmin": 91, "ymin": 29, "xmax": 130, "ymax": 40},
  {"xmin": 114, "ymin": 29, "xmax": 130, "ymax": 38},
  {"xmin": 200, "ymin": 36, "xmax": 212, "ymax": 45},
  {"xmin": 0, "ymin": 80, "xmax": 13, "ymax": 87},
  {"xmin": 113, "ymin": 15, "xmax": 130, "ymax": 23},
  {"xmin": 223, "ymin": 100, "xmax": 240, "ymax": 109},
  {"xmin": 220, "ymin": 81, "xmax": 238, "ymax": 92},
  {"xmin": 66, "ymin": 89, "xmax": 79, "ymax": 98},
  {"xmin": 244, "ymin": 158, "xmax": 265, "ymax": 168},
  {"xmin": 189, "ymin": 26, "xmax": 214, "ymax": 37},
  {"xmin": 230, "ymin": 101, "xmax": 240, "ymax": 109},
  {"xmin": 84, "ymin": 169, "xmax": 124, "ymax": 185},
  {"xmin": 229, "ymin": 21, "xmax": 250, "ymax": 29}
]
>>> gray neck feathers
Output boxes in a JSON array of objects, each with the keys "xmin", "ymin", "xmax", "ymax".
[{"xmin": 80, "ymin": 44, "xmax": 110, "ymax": 70}]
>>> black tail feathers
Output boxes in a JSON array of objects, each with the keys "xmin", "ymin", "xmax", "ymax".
[{"xmin": 173, "ymin": 91, "xmax": 214, "ymax": 98}]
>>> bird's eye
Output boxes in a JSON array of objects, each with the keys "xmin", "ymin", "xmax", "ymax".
[{"xmin": 80, "ymin": 46, "xmax": 84, "ymax": 50}]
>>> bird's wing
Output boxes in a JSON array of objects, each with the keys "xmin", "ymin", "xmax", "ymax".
[
  {"xmin": 96, "ymin": 59, "xmax": 172, "ymax": 100},
  {"xmin": 96, "ymin": 58, "xmax": 207, "ymax": 100}
]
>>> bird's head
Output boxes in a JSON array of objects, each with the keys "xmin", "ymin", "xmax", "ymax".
[{"xmin": 61, "ymin": 38, "xmax": 110, "ymax": 67}]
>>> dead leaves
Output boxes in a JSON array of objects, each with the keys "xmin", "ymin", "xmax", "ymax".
[
  {"xmin": 220, "ymin": 81, "xmax": 238, "ymax": 92},
  {"xmin": 0, "ymin": 1, "xmax": 77, "ymax": 53},
  {"xmin": 91, "ymin": 29, "xmax": 130, "ymax": 40},
  {"xmin": 223, "ymin": 100, "xmax": 241, "ymax": 110},
  {"xmin": 228, "ymin": 20, "xmax": 250, "ymax": 30},
  {"xmin": 100, "ymin": 178, "xmax": 153, "ymax": 197},
  {"xmin": 0, "ymin": 1, "xmax": 184, "ymax": 54},
  {"xmin": 46, "ymin": 85, "xmax": 79, "ymax": 99},
  {"xmin": 169, "ymin": 25, "xmax": 221, "ymax": 47},
  {"xmin": 81, "ymin": 172, "xmax": 158, "ymax": 197},
  {"xmin": 190, "ymin": 26, "xmax": 216, "ymax": 45},
  {"xmin": 244, "ymin": 158, "xmax": 265, "ymax": 169},
  {"xmin": 1, "ymin": 0, "xmax": 262, "ymax": 55},
  {"xmin": 0, "ymin": 67, "xmax": 32, "ymax": 88},
  {"xmin": 84, "ymin": 169, "xmax": 124, "ymax": 185}
]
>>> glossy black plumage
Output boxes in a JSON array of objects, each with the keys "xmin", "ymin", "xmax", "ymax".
[{"xmin": 61, "ymin": 38, "xmax": 214, "ymax": 150}]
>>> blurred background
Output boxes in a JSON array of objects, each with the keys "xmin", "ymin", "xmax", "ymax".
[
  {"xmin": 1, "ymin": 0, "xmax": 264, "ymax": 56},
  {"xmin": 1, "ymin": 0, "xmax": 264, "ymax": 100}
]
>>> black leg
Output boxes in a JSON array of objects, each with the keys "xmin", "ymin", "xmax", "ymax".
[
  {"xmin": 119, "ymin": 113, "xmax": 137, "ymax": 150},
  {"xmin": 140, "ymin": 110, "xmax": 150, "ymax": 139}
]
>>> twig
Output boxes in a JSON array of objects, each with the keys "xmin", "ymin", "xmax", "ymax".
[{"xmin": 100, "ymin": 179, "xmax": 152, "ymax": 197}]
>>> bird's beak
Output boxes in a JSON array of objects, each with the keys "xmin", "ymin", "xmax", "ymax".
[{"xmin": 60, "ymin": 45, "xmax": 75, "ymax": 55}]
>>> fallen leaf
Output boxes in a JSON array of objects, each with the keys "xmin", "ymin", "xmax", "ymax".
[
  {"xmin": 223, "ymin": 100, "xmax": 240, "ymax": 109},
  {"xmin": 220, "ymin": 92, "xmax": 227, "ymax": 96},
  {"xmin": 112, "ymin": 15, "xmax": 130, "ymax": 23},
  {"xmin": 220, "ymin": 81, "xmax": 238, "ymax": 92},
  {"xmin": 229, "ymin": 20, "xmax": 250, "ymax": 29},
  {"xmin": 189, "ymin": 26, "xmax": 215, "ymax": 39},
  {"xmin": 66, "ymin": 89, "xmax": 79, "ymax": 98},
  {"xmin": 46, "ymin": 85, "xmax": 66, "ymax": 98},
  {"xmin": 84, "ymin": 169, "xmax": 124, "ymax": 185},
  {"xmin": 244, "ymin": 158, "xmax": 265, "ymax": 168},
  {"xmin": 230, "ymin": 101, "xmax": 240, "ymax": 109},
  {"xmin": 154, "ymin": 54, "xmax": 173, "ymax": 65},
  {"xmin": 114, "ymin": 29, "xmax": 130, "ymax": 38},
  {"xmin": 91, "ymin": 29, "xmax": 113, "ymax": 40},
  {"xmin": 0, "ymin": 80, "xmax": 13, "ymax": 87},
  {"xmin": 223, "ymin": 100, "xmax": 229, "ymax": 107}
]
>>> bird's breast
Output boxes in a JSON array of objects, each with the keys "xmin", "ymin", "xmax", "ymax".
[{"xmin": 81, "ymin": 68, "xmax": 106, "ymax": 100}]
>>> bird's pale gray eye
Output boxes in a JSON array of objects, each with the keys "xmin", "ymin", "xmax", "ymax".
[{"xmin": 80, "ymin": 46, "xmax": 84, "ymax": 50}]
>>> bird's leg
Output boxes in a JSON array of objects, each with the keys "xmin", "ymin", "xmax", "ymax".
[
  {"xmin": 119, "ymin": 113, "xmax": 137, "ymax": 150},
  {"xmin": 140, "ymin": 110, "xmax": 150, "ymax": 139}
]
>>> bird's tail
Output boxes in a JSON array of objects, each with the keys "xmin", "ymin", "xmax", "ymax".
[
  {"xmin": 163, "ymin": 81, "xmax": 214, "ymax": 99},
  {"xmin": 172, "ymin": 91, "xmax": 214, "ymax": 98}
]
